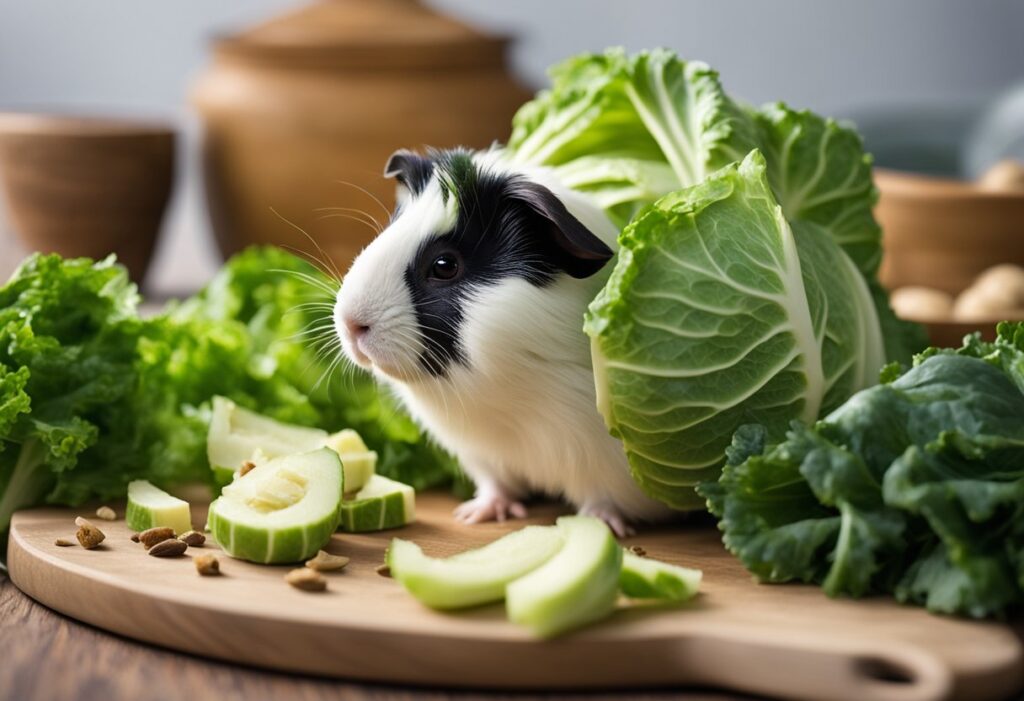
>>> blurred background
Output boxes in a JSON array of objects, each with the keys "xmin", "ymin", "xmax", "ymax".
[{"xmin": 1, "ymin": 0, "xmax": 1023, "ymax": 300}]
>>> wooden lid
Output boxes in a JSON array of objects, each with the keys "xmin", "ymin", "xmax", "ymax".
[{"xmin": 213, "ymin": 0, "xmax": 510, "ymax": 69}]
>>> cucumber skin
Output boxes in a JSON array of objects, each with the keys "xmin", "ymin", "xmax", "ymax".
[
  {"xmin": 125, "ymin": 496, "xmax": 192, "ymax": 535},
  {"xmin": 339, "ymin": 490, "xmax": 408, "ymax": 532},
  {"xmin": 207, "ymin": 498, "xmax": 342, "ymax": 564},
  {"xmin": 619, "ymin": 551, "xmax": 702, "ymax": 601},
  {"xmin": 506, "ymin": 517, "xmax": 622, "ymax": 639}
]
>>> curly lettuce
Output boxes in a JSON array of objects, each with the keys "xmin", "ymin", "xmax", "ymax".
[{"xmin": 0, "ymin": 248, "xmax": 459, "ymax": 553}]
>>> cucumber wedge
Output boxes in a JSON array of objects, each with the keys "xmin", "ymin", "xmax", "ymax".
[
  {"xmin": 324, "ymin": 429, "xmax": 376, "ymax": 493},
  {"xmin": 387, "ymin": 526, "xmax": 564, "ymax": 609},
  {"xmin": 505, "ymin": 516, "xmax": 622, "ymax": 638},
  {"xmin": 207, "ymin": 448, "xmax": 343, "ymax": 563},
  {"xmin": 125, "ymin": 480, "xmax": 193, "ymax": 534},
  {"xmin": 339, "ymin": 475, "xmax": 414, "ymax": 532},
  {"xmin": 620, "ymin": 551, "xmax": 702, "ymax": 601},
  {"xmin": 207, "ymin": 396, "xmax": 327, "ymax": 486}
]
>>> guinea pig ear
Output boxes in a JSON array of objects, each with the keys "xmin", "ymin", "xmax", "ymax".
[
  {"xmin": 383, "ymin": 150, "xmax": 434, "ymax": 198},
  {"xmin": 507, "ymin": 180, "xmax": 614, "ymax": 279}
]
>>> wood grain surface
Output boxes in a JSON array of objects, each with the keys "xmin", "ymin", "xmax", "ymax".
[
  {"xmin": 7, "ymin": 493, "xmax": 1024, "ymax": 701},
  {"xmin": 0, "ymin": 575, "xmax": 757, "ymax": 701}
]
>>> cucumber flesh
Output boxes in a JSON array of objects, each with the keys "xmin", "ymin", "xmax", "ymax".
[
  {"xmin": 125, "ymin": 480, "xmax": 193, "ymax": 534},
  {"xmin": 207, "ymin": 448, "xmax": 343, "ymax": 563},
  {"xmin": 387, "ymin": 526, "xmax": 564, "ymax": 610},
  {"xmin": 505, "ymin": 516, "xmax": 622, "ymax": 638},
  {"xmin": 620, "ymin": 551, "xmax": 702, "ymax": 601},
  {"xmin": 324, "ymin": 429, "xmax": 377, "ymax": 493},
  {"xmin": 207, "ymin": 396, "xmax": 327, "ymax": 485},
  {"xmin": 339, "ymin": 475, "xmax": 414, "ymax": 532}
]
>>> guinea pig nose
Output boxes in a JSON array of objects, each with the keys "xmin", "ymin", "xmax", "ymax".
[{"xmin": 343, "ymin": 315, "xmax": 370, "ymax": 340}]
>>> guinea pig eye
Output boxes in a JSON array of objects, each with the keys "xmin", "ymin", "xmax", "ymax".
[{"xmin": 429, "ymin": 254, "xmax": 460, "ymax": 281}]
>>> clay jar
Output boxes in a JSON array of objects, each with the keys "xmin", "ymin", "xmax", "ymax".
[{"xmin": 192, "ymin": 0, "xmax": 532, "ymax": 271}]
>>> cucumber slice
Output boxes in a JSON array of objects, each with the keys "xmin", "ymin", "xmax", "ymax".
[
  {"xmin": 125, "ymin": 480, "xmax": 193, "ymax": 534},
  {"xmin": 339, "ymin": 475, "xmax": 414, "ymax": 532},
  {"xmin": 207, "ymin": 448, "xmax": 343, "ymax": 563},
  {"xmin": 387, "ymin": 526, "xmax": 564, "ymax": 609},
  {"xmin": 325, "ymin": 428, "xmax": 377, "ymax": 492},
  {"xmin": 505, "ymin": 516, "xmax": 622, "ymax": 638},
  {"xmin": 620, "ymin": 551, "xmax": 702, "ymax": 601},
  {"xmin": 207, "ymin": 396, "xmax": 327, "ymax": 486}
]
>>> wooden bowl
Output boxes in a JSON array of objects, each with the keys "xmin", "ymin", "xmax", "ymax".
[
  {"xmin": 0, "ymin": 113, "xmax": 175, "ymax": 284},
  {"xmin": 875, "ymin": 167, "xmax": 1024, "ymax": 346}
]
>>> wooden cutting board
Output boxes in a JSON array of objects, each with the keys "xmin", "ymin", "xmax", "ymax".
[{"xmin": 7, "ymin": 492, "xmax": 1023, "ymax": 701}]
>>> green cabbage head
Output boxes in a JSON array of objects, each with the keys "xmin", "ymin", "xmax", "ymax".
[{"xmin": 506, "ymin": 49, "xmax": 926, "ymax": 509}]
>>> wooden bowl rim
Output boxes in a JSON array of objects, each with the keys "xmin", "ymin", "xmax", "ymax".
[
  {"xmin": 875, "ymin": 167, "xmax": 1024, "ymax": 204},
  {"xmin": 0, "ymin": 112, "xmax": 175, "ymax": 138}
]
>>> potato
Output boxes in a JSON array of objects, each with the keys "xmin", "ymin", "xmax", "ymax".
[
  {"xmin": 890, "ymin": 286, "xmax": 955, "ymax": 321},
  {"xmin": 953, "ymin": 264, "xmax": 1024, "ymax": 321},
  {"xmin": 977, "ymin": 159, "xmax": 1024, "ymax": 192}
]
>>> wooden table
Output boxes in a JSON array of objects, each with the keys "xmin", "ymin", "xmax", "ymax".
[{"xmin": 0, "ymin": 574, "xmax": 755, "ymax": 701}]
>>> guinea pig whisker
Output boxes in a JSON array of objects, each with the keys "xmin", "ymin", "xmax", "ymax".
[
  {"xmin": 269, "ymin": 209, "xmax": 345, "ymax": 281},
  {"xmin": 316, "ymin": 211, "xmax": 384, "ymax": 236},
  {"xmin": 331, "ymin": 179, "xmax": 392, "ymax": 221},
  {"xmin": 314, "ymin": 205, "xmax": 385, "ymax": 233},
  {"xmin": 270, "ymin": 268, "xmax": 341, "ymax": 297}
]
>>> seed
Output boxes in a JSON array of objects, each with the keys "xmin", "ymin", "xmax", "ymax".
[
  {"xmin": 305, "ymin": 550, "xmax": 350, "ymax": 572},
  {"xmin": 138, "ymin": 527, "xmax": 175, "ymax": 549},
  {"xmin": 75, "ymin": 518, "xmax": 105, "ymax": 549},
  {"xmin": 239, "ymin": 460, "xmax": 256, "ymax": 477},
  {"xmin": 286, "ymin": 567, "xmax": 327, "ymax": 592},
  {"xmin": 130, "ymin": 533, "xmax": 140, "ymax": 543},
  {"xmin": 194, "ymin": 554, "xmax": 220, "ymax": 576},
  {"xmin": 629, "ymin": 545, "xmax": 647, "ymax": 558},
  {"xmin": 95, "ymin": 506, "xmax": 117, "ymax": 521},
  {"xmin": 148, "ymin": 539, "xmax": 188, "ymax": 558},
  {"xmin": 54, "ymin": 538, "xmax": 75, "ymax": 547},
  {"xmin": 375, "ymin": 564, "xmax": 391, "ymax": 578},
  {"xmin": 178, "ymin": 530, "xmax": 205, "ymax": 547}
]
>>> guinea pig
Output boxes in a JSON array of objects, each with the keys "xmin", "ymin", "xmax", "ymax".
[{"xmin": 333, "ymin": 147, "xmax": 674, "ymax": 535}]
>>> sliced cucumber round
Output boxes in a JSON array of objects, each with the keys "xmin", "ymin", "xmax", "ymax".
[
  {"xmin": 207, "ymin": 448, "xmax": 343, "ymax": 564},
  {"xmin": 125, "ymin": 480, "xmax": 193, "ymax": 535},
  {"xmin": 620, "ymin": 551, "xmax": 702, "ymax": 601},
  {"xmin": 387, "ymin": 526, "xmax": 564, "ymax": 610},
  {"xmin": 207, "ymin": 396, "xmax": 327, "ymax": 486},
  {"xmin": 339, "ymin": 475, "xmax": 414, "ymax": 532},
  {"xmin": 505, "ymin": 516, "xmax": 622, "ymax": 638},
  {"xmin": 324, "ymin": 429, "xmax": 377, "ymax": 493}
]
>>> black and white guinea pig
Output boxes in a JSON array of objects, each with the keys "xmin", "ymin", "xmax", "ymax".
[{"xmin": 333, "ymin": 147, "xmax": 673, "ymax": 535}]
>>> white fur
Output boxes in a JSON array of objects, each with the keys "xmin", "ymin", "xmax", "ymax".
[{"xmin": 334, "ymin": 151, "xmax": 673, "ymax": 525}]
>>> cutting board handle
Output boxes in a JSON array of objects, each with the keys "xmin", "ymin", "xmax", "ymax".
[{"xmin": 680, "ymin": 629, "xmax": 953, "ymax": 701}]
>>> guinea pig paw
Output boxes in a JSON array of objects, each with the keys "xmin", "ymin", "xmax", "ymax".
[
  {"xmin": 453, "ymin": 494, "xmax": 528, "ymax": 525},
  {"xmin": 578, "ymin": 503, "xmax": 636, "ymax": 538}
]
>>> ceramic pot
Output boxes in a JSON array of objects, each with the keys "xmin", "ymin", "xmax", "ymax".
[
  {"xmin": 192, "ymin": 0, "xmax": 532, "ymax": 271},
  {"xmin": 0, "ymin": 113, "xmax": 174, "ymax": 284}
]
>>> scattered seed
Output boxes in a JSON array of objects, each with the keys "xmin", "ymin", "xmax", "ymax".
[
  {"xmin": 148, "ymin": 539, "xmax": 188, "ymax": 558},
  {"xmin": 194, "ymin": 554, "xmax": 220, "ymax": 576},
  {"xmin": 375, "ymin": 564, "xmax": 391, "ymax": 578},
  {"xmin": 138, "ymin": 527, "xmax": 175, "ymax": 549},
  {"xmin": 286, "ymin": 567, "xmax": 327, "ymax": 592},
  {"xmin": 178, "ymin": 530, "xmax": 205, "ymax": 547},
  {"xmin": 305, "ymin": 550, "xmax": 350, "ymax": 572},
  {"xmin": 95, "ymin": 506, "xmax": 116, "ymax": 521},
  {"xmin": 54, "ymin": 538, "xmax": 75, "ymax": 547},
  {"xmin": 629, "ymin": 545, "xmax": 647, "ymax": 558},
  {"xmin": 239, "ymin": 460, "xmax": 256, "ymax": 477},
  {"xmin": 130, "ymin": 533, "xmax": 140, "ymax": 543},
  {"xmin": 74, "ymin": 518, "xmax": 105, "ymax": 549}
]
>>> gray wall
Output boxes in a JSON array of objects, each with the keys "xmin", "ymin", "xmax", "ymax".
[{"xmin": 2, "ymin": 0, "xmax": 1023, "ymax": 291}]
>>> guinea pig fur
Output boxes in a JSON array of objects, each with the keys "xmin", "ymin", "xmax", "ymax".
[{"xmin": 334, "ymin": 147, "xmax": 674, "ymax": 535}]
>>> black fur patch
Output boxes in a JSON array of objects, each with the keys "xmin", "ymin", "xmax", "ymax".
[
  {"xmin": 400, "ymin": 149, "xmax": 613, "ymax": 376},
  {"xmin": 384, "ymin": 150, "xmax": 434, "ymax": 196}
]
